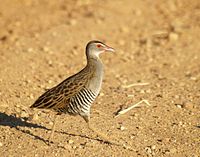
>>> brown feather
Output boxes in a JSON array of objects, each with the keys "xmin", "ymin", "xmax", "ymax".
[{"xmin": 30, "ymin": 64, "xmax": 95, "ymax": 112}]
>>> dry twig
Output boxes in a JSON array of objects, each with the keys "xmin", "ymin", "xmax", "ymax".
[
  {"xmin": 122, "ymin": 83, "xmax": 150, "ymax": 88},
  {"xmin": 115, "ymin": 99, "xmax": 151, "ymax": 117}
]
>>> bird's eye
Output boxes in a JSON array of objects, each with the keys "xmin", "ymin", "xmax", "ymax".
[{"xmin": 97, "ymin": 44, "xmax": 102, "ymax": 48}]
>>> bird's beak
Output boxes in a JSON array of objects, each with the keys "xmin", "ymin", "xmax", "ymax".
[{"xmin": 104, "ymin": 46, "xmax": 115, "ymax": 52}]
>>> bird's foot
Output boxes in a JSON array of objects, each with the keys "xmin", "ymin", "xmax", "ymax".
[
  {"xmin": 88, "ymin": 123, "xmax": 133, "ymax": 150},
  {"xmin": 97, "ymin": 133, "xmax": 134, "ymax": 151}
]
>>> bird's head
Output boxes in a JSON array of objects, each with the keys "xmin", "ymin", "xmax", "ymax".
[{"xmin": 86, "ymin": 40, "xmax": 115, "ymax": 59}]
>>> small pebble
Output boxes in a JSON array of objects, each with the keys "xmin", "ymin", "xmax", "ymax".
[
  {"xmin": 153, "ymin": 30, "xmax": 169, "ymax": 38},
  {"xmin": 118, "ymin": 39, "xmax": 125, "ymax": 46},
  {"xmin": 64, "ymin": 144, "xmax": 71, "ymax": 150},
  {"xmin": 20, "ymin": 111, "xmax": 29, "ymax": 117},
  {"xmin": 151, "ymin": 145, "xmax": 156, "ymax": 150},
  {"xmin": 171, "ymin": 20, "xmax": 184, "ymax": 33},
  {"xmin": 140, "ymin": 90, "xmax": 145, "ymax": 94},
  {"xmin": 120, "ymin": 126, "xmax": 125, "ymax": 131},
  {"xmin": 169, "ymin": 32, "xmax": 179, "ymax": 42},
  {"xmin": 146, "ymin": 89, "xmax": 151, "ymax": 93},
  {"xmin": 190, "ymin": 77, "xmax": 197, "ymax": 81},
  {"xmin": 145, "ymin": 146, "xmax": 152, "ymax": 154},
  {"xmin": 52, "ymin": 32, "xmax": 57, "ymax": 37},
  {"xmin": 47, "ymin": 60, "xmax": 53, "ymax": 66},
  {"xmin": 95, "ymin": 19, "xmax": 103, "ymax": 24},
  {"xmin": 176, "ymin": 104, "xmax": 182, "ymax": 108},
  {"xmin": 169, "ymin": 148, "xmax": 177, "ymax": 153},
  {"xmin": 48, "ymin": 80, "xmax": 53, "ymax": 84},
  {"xmin": 164, "ymin": 138, "xmax": 171, "ymax": 142},
  {"xmin": 130, "ymin": 135, "xmax": 134, "ymax": 139},
  {"xmin": 174, "ymin": 95, "xmax": 180, "ymax": 99},
  {"xmin": 156, "ymin": 83, "xmax": 161, "ymax": 87},
  {"xmin": 99, "ymin": 93, "xmax": 104, "ymax": 97},
  {"xmin": 68, "ymin": 139, "xmax": 74, "ymax": 144},
  {"xmin": 42, "ymin": 46, "xmax": 49, "ymax": 52},
  {"xmin": 158, "ymin": 74, "xmax": 165, "ymax": 80},
  {"xmin": 182, "ymin": 103, "xmax": 194, "ymax": 110},
  {"xmin": 27, "ymin": 48, "xmax": 33, "ymax": 53},
  {"xmin": 15, "ymin": 107, "xmax": 21, "ymax": 113},
  {"xmin": 69, "ymin": 19, "xmax": 77, "ymax": 26},
  {"xmin": 72, "ymin": 145, "xmax": 77, "ymax": 149},
  {"xmin": 179, "ymin": 121, "xmax": 183, "ymax": 126},
  {"xmin": 49, "ymin": 121, "xmax": 53, "ymax": 125},
  {"xmin": 32, "ymin": 114, "xmax": 39, "ymax": 121},
  {"xmin": 120, "ymin": 26, "xmax": 130, "ymax": 33},
  {"xmin": 72, "ymin": 49, "xmax": 78, "ymax": 56},
  {"xmin": 134, "ymin": 9, "xmax": 142, "ymax": 16},
  {"xmin": 15, "ymin": 21, "xmax": 21, "ymax": 27},
  {"xmin": 164, "ymin": 149, "xmax": 170, "ymax": 154},
  {"xmin": 28, "ymin": 94, "xmax": 34, "ymax": 99},
  {"xmin": 16, "ymin": 104, "xmax": 21, "ymax": 108},
  {"xmin": 34, "ymin": 33, "xmax": 40, "ymax": 38},
  {"xmin": 0, "ymin": 142, "xmax": 3, "ymax": 147}
]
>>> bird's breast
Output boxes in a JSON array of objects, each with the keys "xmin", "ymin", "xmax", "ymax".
[{"xmin": 87, "ymin": 60, "xmax": 104, "ymax": 95}]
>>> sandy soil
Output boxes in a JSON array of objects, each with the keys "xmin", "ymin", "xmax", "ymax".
[{"xmin": 0, "ymin": 0, "xmax": 199, "ymax": 156}]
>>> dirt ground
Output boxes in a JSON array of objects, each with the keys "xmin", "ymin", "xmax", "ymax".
[{"xmin": 0, "ymin": 0, "xmax": 199, "ymax": 156}]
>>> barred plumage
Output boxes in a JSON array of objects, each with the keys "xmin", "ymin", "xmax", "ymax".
[
  {"xmin": 70, "ymin": 88, "xmax": 96, "ymax": 114},
  {"xmin": 30, "ymin": 40, "xmax": 115, "ymax": 144}
]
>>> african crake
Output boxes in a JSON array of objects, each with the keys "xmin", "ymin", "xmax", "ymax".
[{"xmin": 30, "ymin": 40, "xmax": 115, "ymax": 144}]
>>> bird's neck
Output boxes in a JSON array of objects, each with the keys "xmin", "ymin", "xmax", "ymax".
[
  {"xmin": 86, "ymin": 57, "xmax": 104, "ymax": 94},
  {"xmin": 87, "ymin": 57, "xmax": 103, "ymax": 72}
]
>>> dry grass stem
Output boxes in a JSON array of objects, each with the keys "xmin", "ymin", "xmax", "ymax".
[
  {"xmin": 115, "ymin": 99, "xmax": 151, "ymax": 117},
  {"xmin": 122, "ymin": 83, "xmax": 150, "ymax": 88}
]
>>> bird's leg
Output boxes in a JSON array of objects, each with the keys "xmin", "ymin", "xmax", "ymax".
[
  {"xmin": 87, "ymin": 121, "xmax": 116, "ymax": 144},
  {"xmin": 82, "ymin": 115, "xmax": 133, "ymax": 150},
  {"xmin": 48, "ymin": 113, "xmax": 58, "ymax": 144},
  {"xmin": 88, "ymin": 121, "xmax": 134, "ymax": 150},
  {"xmin": 82, "ymin": 115, "xmax": 118, "ymax": 145}
]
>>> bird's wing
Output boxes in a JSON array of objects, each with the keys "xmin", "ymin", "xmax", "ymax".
[{"xmin": 30, "ymin": 69, "xmax": 92, "ymax": 110}]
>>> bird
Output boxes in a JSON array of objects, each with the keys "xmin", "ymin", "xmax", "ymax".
[{"xmin": 30, "ymin": 40, "xmax": 116, "ymax": 144}]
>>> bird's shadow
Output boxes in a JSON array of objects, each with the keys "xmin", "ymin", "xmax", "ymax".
[
  {"xmin": 56, "ymin": 130, "xmax": 104, "ymax": 143},
  {"xmin": 0, "ymin": 112, "xmax": 47, "ymax": 129},
  {"xmin": 0, "ymin": 112, "xmax": 104, "ymax": 144},
  {"xmin": 0, "ymin": 112, "xmax": 49, "ymax": 143}
]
